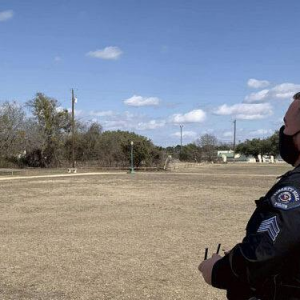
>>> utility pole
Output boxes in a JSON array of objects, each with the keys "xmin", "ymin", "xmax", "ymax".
[
  {"xmin": 72, "ymin": 89, "xmax": 75, "ymax": 168},
  {"xmin": 130, "ymin": 141, "xmax": 134, "ymax": 174},
  {"xmin": 180, "ymin": 124, "xmax": 183, "ymax": 153},
  {"xmin": 233, "ymin": 119, "xmax": 237, "ymax": 150}
]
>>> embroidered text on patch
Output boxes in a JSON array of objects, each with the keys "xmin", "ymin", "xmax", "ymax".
[
  {"xmin": 271, "ymin": 186, "xmax": 300, "ymax": 210},
  {"xmin": 257, "ymin": 216, "xmax": 280, "ymax": 242}
]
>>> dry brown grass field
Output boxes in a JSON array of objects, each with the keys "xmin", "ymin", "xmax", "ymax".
[{"xmin": 0, "ymin": 163, "xmax": 292, "ymax": 300}]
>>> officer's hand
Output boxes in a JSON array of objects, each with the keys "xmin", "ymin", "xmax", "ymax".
[{"xmin": 198, "ymin": 254, "xmax": 222, "ymax": 285}]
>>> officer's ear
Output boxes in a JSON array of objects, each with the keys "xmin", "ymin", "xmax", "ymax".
[{"xmin": 293, "ymin": 92, "xmax": 300, "ymax": 101}]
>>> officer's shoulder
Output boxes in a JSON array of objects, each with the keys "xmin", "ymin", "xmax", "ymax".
[
  {"xmin": 274, "ymin": 168, "xmax": 300, "ymax": 189},
  {"xmin": 287, "ymin": 167, "xmax": 300, "ymax": 180},
  {"xmin": 269, "ymin": 175, "xmax": 300, "ymax": 211},
  {"xmin": 277, "ymin": 167, "xmax": 300, "ymax": 181}
]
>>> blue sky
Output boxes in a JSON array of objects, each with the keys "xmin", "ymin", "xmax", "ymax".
[{"xmin": 1, "ymin": 0, "xmax": 300, "ymax": 146}]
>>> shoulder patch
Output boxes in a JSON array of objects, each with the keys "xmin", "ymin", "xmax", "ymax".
[
  {"xmin": 257, "ymin": 216, "xmax": 280, "ymax": 242},
  {"xmin": 271, "ymin": 186, "xmax": 300, "ymax": 210}
]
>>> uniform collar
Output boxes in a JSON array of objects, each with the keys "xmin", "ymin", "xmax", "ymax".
[{"xmin": 277, "ymin": 165, "xmax": 300, "ymax": 180}]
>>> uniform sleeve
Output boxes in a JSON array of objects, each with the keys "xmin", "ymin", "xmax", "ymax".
[{"xmin": 211, "ymin": 184, "xmax": 300, "ymax": 290}]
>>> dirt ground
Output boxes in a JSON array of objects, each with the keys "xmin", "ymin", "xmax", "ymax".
[{"xmin": 0, "ymin": 163, "xmax": 292, "ymax": 300}]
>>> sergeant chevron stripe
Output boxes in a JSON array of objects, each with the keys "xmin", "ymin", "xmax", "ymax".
[{"xmin": 257, "ymin": 216, "xmax": 280, "ymax": 242}]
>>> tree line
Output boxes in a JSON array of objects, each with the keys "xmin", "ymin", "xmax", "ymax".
[
  {"xmin": 0, "ymin": 93, "xmax": 280, "ymax": 168},
  {"xmin": 0, "ymin": 93, "xmax": 163, "ymax": 168},
  {"xmin": 169, "ymin": 132, "xmax": 280, "ymax": 162},
  {"xmin": 235, "ymin": 133, "xmax": 279, "ymax": 157}
]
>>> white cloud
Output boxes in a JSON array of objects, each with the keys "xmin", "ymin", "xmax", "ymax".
[
  {"xmin": 102, "ymin": 119, "xmax": 129, "ymax": 130},
  {"xmin": 124, "ymin": 95, "xmax": 160, "ymax": 107},
  {"xmin": 57, "ymin": 106, "xmax": 82, "ymax": 117},
  {"xmin": 244, "ymin": 83, "xmax": 300, "ymax": 103},
  {"xmin": 90, "ymin": 109, "xmax": 166, "ymax": 132},
  {"xmin": 249, "ymin": 129, "xmax": 273, "ymax": 136},
  {"xmin": 54, "ymin": 56, "xmax": 62, "ymax": 62},
  {"xmin": 223, "ymin": 131, "xmax": 233, "ymax": 137},
  {"xmin": 214, "ymin": 103, "xmax": 273, "ymax": 120},
  {"xmin": 74, "ymin": 110, "xmax": 83, "ymax": 117},
  {"xmin": 247, "ymin": 79, "xmax": 270, "ymax": 89},
  {"xmin": 91, "ymin": 110, "xmax": 143, "ymax": 131},
  {"xmin": 89, "ymin": 110, "xmax": 114, "ymax": 117},
  {"xmin": 169, "ymin": 109, "xmax": 206, "ymax": 124},
  {"xmin": 172, "ymin": 131, "xmax": 197, "ymax": 138},
  {"xmin": 0, "ymin": 10, "xmax": 14, "ymax": 22},
  {"xmin": 244, "ymin": 89, "xmax": 269, "ymax": 103},
  {"xmin": 86, "ymin": 46, "xmax": 123, "ymax": 60},
  {"xmin": 271, "ymin": 83, "xmax": 300, "ymax": 99},
  {"xmin": 56, "ymin": 106, "xmax": 65, "ymax": 113},
  {"xmin": 136, "ymin": 120, "xmax": 166, "ymax": 130},
  {"xmin": 67, "ymin": 108, "xmax": 83, "ymax": 116}
]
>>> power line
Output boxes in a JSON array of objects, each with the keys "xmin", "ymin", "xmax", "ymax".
[
  {"xmin": 72, "ymin": 88, "xmax": 75, "ymax": 168},
  {"xmin": 233, "ymin": 119, "xmax": 236, "ymax": 150},
  {"xmin": 180, "ymin": 124, "xmax": 183, "ymax": 152}
]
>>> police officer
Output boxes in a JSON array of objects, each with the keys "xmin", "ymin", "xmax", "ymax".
[{"xmin": 199, "ymin": 92, "xmax": 300, "ymax": 300}]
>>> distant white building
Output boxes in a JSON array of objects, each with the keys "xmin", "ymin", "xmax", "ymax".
[{"xmin": 217, "ymin": 150, "xmax": 256, "ymax": 163}]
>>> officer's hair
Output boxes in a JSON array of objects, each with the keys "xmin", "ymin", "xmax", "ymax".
[{"xmin": 293, "ymin": 92, "xmax": 300, "ymax": 100}]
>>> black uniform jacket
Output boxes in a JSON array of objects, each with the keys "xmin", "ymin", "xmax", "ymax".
[{"xmin": 212, "ymin": 166, "xmax": 300, "ymax": 300}]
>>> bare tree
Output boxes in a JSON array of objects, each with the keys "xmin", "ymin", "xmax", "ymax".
[
  {"xmin": 196, "ymin": 134, "xmax": 218, "ymax": 162},
  {"xmin": 0, "ymin": 101, "xmax": 26, "ymax": 159}
]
